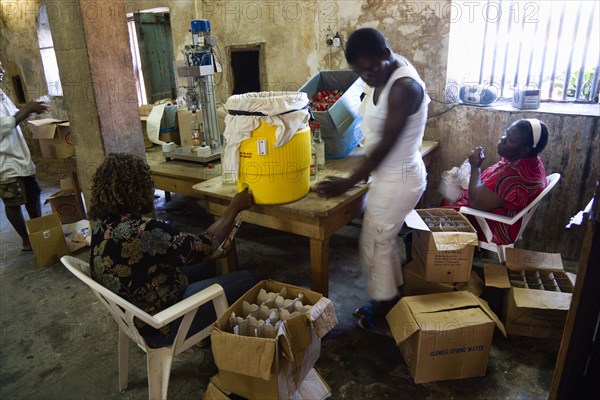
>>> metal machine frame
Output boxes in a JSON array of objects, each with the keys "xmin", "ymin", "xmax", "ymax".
[{"xmin": 163, "ymin": 19, "xmax": 223, "ymax": 163}]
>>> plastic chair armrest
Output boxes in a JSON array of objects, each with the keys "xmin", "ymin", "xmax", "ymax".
[
  {"xmin": 459, "ymin": 206, "xmax": 518, "ymax": 225},
  {"xmin": 148, "ymin": 284, "xmax": 227, "ymax": 328}
]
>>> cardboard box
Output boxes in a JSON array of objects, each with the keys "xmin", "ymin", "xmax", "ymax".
[
  {"xmin": 62, "ymin": 219, "xmax": 91, "ymax": 252},
  {"xmin": 206, "ymin": 368, "xmax": 332, "ymax": 400},
  {"xmin": 44, "ymin": 177, "xmax": 86, "ymax": 224},
  {"xmin": 403, "ymin": 261, "xmax": 485, "ymax": 297},
  {"xmin": 140, "ymin": 104, "xmax": 154, "ymax": 148},
  {"xmin": 28, "ymin": 119, "xmax": 74, "ymax": 159},
  {"xmin": 484, "ymin": 248, "xmax": 574, "ymax": 340},
  {"xmin": 405, "ymin": 209, "xmax": 479, "ymax": 283},
  {"xmin": 25, "ymin": 213, "xmax": 69, "ymax": 267},
  {"xmin": 299, "ymin": 70, "xmax": 365, "ymax": 159},
  {"xmin": 387, "ymin": 291, "xmax": 506, "ymax": 384},
  {"xmin": 176, "ymin": 109, "xmax": 194, "ymax": 148},
  {"xmin": 210, "ymin": 280, "xmax": 338, "ymax": 400}
]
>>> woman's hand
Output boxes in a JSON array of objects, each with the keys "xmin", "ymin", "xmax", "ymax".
[
  {"xmin": 468, "ymin": 146, "xmax": 485, "ymax": 168},
  {"xmin": 230, "ymin": 187, "xmax": 253, "ymax": 213},
  {"xmin": 315, "ymin": 176, "xmax": 354, "ymax": 198},
  {"xmin": 206, "ymin": 187, "xmax": 253, "ymax": 245}
]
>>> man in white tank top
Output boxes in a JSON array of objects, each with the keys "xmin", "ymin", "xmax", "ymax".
[{"xmin": 316, "ymin": 28, "xmax": 429, "ymax": 335}]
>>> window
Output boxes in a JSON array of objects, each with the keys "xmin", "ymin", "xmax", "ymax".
[
  {"xmin": 36, "ymin": 5, "xmax": 62, "ymax": 97},
  {"xmin": 127, "ymin": 17, "xmax": 148, "ymax": 105},
  {"xmin": 126, "ymin": 7, "xmax": 176, "ymax": 105},
  {"xmin": 447, "ymin": 0, "xmax": 599, "ymax": 103}
]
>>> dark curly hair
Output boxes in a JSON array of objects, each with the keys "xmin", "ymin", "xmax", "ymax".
[{"xmin": 89, "ymin": 153, "xmax": 154, "ymax": 220}]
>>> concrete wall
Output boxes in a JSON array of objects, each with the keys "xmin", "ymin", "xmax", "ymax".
[{"xmin": 2, "ymin": 0, "xmax": 596, "ymax": 259}]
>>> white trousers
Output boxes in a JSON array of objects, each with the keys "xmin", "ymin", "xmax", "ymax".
[{"xmin": 360, "ymin": 160, "xmax": 427, "ymax": 301}]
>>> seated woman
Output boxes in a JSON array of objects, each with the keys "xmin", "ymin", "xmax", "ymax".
[
  {"xmin": 89, "ymin": 153, "xmax": 259, "ymax": 348},
  {"xmin": 442, "ymin": 118, "xmax": 548, "ymax": 245}
]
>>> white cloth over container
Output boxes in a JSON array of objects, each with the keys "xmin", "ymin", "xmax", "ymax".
[{"xmin": 222, "ymin": 91, "xmax": 310, "ymax": 180}]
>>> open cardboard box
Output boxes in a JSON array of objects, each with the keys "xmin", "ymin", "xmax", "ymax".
[
  {"xmin": 402, "ymin": 261, "xmax": 485, "ymax": 297},
  {"xmin": 405, "ymin": 209, "xmax": 479, "ymax": 283},
  {"xmin": 26, "ymin": 213, "xmax": 69, "ymax": 267},
  {"xmin": 27, "ymin": 118, "xmax": 74, "ymax": 159},
  {"xmin": 387, "ymin": 291, "xmax": 506, "ymax": 384},
  {"xmin": 210, "ymin": 280, "xmax": 338, "ymax": 400},
  {"xmin": 484, "ymin": 248, "xmax": 575, "ymax": 340},
  {"xmin": 62, "ymin": 219, "xmax": 91, "ymax": 252}
]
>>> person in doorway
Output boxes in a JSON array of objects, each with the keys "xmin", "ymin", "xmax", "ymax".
[
  {"xmin": 315, "ymin": 28, "xmax": 430, "ymax": 335},
  {"xmin": 441, "ymin": 119, "xmax": 549, "ymax": 245},
  {"xmin": 0, "ymin": 60, "xmax": 48, "ymax": 251},
  {"xmin": 89, "ymin": 153, "xmax": 259, "ymax": 348}
]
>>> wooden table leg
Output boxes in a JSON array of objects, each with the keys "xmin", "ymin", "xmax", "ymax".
[
  {"xmin": 164, "ymin": 191, "xmax": 171, "ymax": 202},
  {"xmin": 310, "ymin": 237, "xmax": 330, "ymax": 297}
]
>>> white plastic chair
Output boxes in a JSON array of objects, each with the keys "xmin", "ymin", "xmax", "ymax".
[
  {"xmin": 61, "ymin": 255, "xmax": 229, "ymax": 400},
  {"xmin": 460, "ymin": 173, "xmax": 560, "ymax": 263}
]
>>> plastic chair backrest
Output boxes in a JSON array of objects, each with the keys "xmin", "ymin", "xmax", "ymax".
[
  {"xmin": 514, "ymin": 173, "xmax": 560, "ymax": 240},
  {"xmin": 61, "ymin": 256, "xmax": 155, "ymax": 346}
]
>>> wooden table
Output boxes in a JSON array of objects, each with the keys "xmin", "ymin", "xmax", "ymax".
[
  {"xmin": 146, "ymin": 146, "xmax": 221, "ymax": 199},
  {"xmin": 192, "ymin": 141, "xmax": 438, "ymax": 296}
]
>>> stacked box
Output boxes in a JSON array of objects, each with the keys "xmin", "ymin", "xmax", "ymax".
[
  {"xmin": 405, "ymin": 209, "xmax": 479, "ymax": 283},
  {"xmin": 210, "ymin": 280, "xmax": 338, "ymax": 400},
  {"xmin": 402, "ymin": 261, "xmax": 485, "ymax": 297},
  {"xmin": 484, "ymin": 248, "xmax": 575, "ymax": 340},
  {"xmin": 299, "ymin": 70, "xmax": 365, "ymax": 159},
  {"xmin": 44, "ymin": 176, "xmax": 86, "ymax": 224}
]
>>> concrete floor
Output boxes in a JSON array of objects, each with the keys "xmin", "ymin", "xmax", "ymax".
[{"xmin": 0, "ymin": 176, "xmax": 573, "ymax": 399}]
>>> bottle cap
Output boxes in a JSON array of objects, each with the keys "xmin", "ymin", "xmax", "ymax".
[{"xmin": 315, "ymin": 122, "xmax": 321, "ymax": 129}]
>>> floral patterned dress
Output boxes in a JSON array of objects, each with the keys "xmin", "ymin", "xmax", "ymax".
[{"xmin": 90, "ymin": 215, "xmax": 219, "ymax": 336}]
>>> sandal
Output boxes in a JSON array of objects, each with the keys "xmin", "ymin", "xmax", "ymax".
[
  {"xmin": 357, "ymin": 315, "xmax": 392, "ymax": 337},
  {"xmin": 353, "ymin": 304, "xmax": 387, "ymax": 319},
  {"xmin": 352, "ymin": 296, "xmax": 401, "ymax": 319}
]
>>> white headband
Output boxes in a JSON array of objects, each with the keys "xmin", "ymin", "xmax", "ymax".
[{"xmin": 527, "ymin": 119, "xmax": 542, "ymax": 148}]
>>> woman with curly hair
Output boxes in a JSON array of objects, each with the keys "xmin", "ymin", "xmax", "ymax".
[{"xmin": 89, "ymin": 153, "xmax": 259, "ymax": 348}]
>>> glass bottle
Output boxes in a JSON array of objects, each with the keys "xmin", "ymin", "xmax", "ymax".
[
  {"xmin": 313, "ymin": 121, "xmax": 325, "ymax": 171},
  {"xmin": 310, "ymin": 131, "xmax": 318, "ymax": 182}
]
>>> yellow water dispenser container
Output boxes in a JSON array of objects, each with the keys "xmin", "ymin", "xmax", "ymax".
[{"xmin": 237, "ymin": 120, "xmax": 311, "ymax": 204}]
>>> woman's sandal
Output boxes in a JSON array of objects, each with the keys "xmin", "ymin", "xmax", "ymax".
[
  {"xmin": 357, "ymin": 315, "xmax": 392, "ymax": 337},
  {"xmin": 353, "ymin": 304, "xmax": 386, "ymax": 319}
]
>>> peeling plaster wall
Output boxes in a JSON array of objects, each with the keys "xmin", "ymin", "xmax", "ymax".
[
  {"xmin": 140, "ymin": 0, "xmax": 450, "ymax": 104},
  {"xmin": 0, "ymin": 1, "xmax": 47, "ymax": 101}
]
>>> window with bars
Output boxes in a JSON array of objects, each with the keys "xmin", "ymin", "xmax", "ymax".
[{"xmin": 447, "ymin": 0, "xmax": 599, "ymax": 103}]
